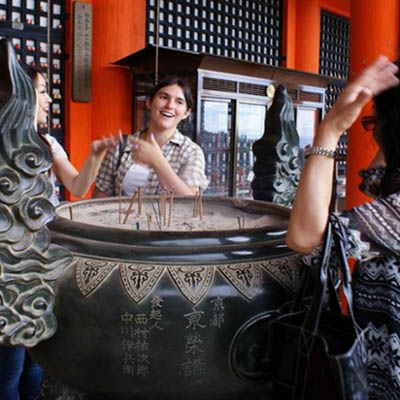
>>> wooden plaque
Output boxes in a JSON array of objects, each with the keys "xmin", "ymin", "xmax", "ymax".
[{"xmin": 72, "ymin": 2, "xmax": 92, "ymax": 102}]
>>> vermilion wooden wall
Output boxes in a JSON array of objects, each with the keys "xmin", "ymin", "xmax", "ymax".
[
  {"xmin": 64, "ymin": 0, "xmax": 146, "ymax": 200},
  {"xmin": 346, "ymin": 0, "xmax": 400, "ymax": 208},
  {"xmin": 283, "ymin": 0, "xmax": 350, "ymax": 71}
]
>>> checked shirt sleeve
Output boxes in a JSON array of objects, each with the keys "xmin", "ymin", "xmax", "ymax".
[
  {"xmin": 94, "ymin": 145, "xmax": 119, "ymax": 196},
  {"xmin": 177, "ymin": 141, "xmax": 209, "ymax": 190}
]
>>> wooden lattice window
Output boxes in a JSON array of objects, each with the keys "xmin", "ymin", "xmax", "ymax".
[{"xmin": 146, "ymin": 0, "xmax": 283, "ymax": 66}]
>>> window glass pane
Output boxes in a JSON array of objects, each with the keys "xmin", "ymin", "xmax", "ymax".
[
  {"xmin": 199, "ymin": 99, "xmax": 232, "ymax": 196},
  {"xmin": 236, "ymin": 103, "xmax": 266, "ymax": 198}
]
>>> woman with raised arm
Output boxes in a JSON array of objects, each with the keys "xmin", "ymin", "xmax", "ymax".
[
  {"xmin": 286, "ymin": 56, "xmax": 400, "ymax": 399},
  {"xmin": 92, "ymin": 75, "xmax": 208, "ymax": 198},
  {"xmin": 26, "ymin": 65, "xmax": 121, "ymax": 205}
]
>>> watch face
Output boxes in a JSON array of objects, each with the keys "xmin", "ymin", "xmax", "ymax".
[{"xmin": 266, "ymin": 84, "xmax": 275, "ymax": 98}]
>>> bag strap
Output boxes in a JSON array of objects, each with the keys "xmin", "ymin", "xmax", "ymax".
[
  {"xmin": 301, "ymin": 221, "xmax": 332, "ymax": 334},
  {"xmin": 115, "ymin": 134, "xmax": 128, "ymax": 173},
  {"xmin": 113, "ymin": 134, "xmax": 129, "ymax": 196},
  {"xmin": 289, "ymin": 265, "xmax": 314, "ymax": 313},
  {"xmin": 294, "ymin": 218, "xmax": 359, "ymax": 399},
  {"xmin": 331, "ymin": 214, "xmax": 360, "ymax": 334}
]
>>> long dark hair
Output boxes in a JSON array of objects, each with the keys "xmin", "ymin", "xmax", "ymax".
[
  {"xmin": 19, "ymin": 62, "xmax": 51, "ymax": 149},
  {"xmin": 20, "ymin": 62, "xmax": 41, "ymax": 84},
  {"xmin": 374, "ymin": 58, "xmax": 400, "ymax": 196},
  {"xmin": 147, "ymin": 75, "xmax": 194, "ymax": 110}
]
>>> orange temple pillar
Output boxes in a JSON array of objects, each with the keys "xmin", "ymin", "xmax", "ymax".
[
  {"xmin": 293, "ymin": 0, "xmax": 321, "ymax": 73},
  {"xmin": 346, "ymin": 0, "xmax": 400, "ymax": 208}
]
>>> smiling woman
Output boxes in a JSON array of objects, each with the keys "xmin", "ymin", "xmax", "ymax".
[
  {"xmin": 92, "ymin": 75, "xmax": 209, "ymax": 198},
  {"xmin": 22, "ymin": 64, "xmax": 122, "ymax": 204}
]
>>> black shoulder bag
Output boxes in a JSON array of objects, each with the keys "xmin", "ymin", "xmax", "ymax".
[{"xmin": 267, "ymin": 215, "xmax": 369, "ymax": 399}]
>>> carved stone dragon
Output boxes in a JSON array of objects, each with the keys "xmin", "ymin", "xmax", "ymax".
[
  {"xmin": 0, "ymin": 38, "xmax": 71, "ymax": 347},
  {"xmin": 251, "ymin": 84, "xmax": 302, "ymax": 207}
]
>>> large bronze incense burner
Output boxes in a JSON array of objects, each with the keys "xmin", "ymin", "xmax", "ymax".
[
  {"xmin": 33, "ymin": 196, "xmax": 300, "ymax": 400},
  {"xmin": 0, "ymin": 37, "xmax": 303, "ymax": 400}
]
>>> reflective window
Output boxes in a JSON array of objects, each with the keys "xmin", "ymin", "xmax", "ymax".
[
  {"xmin": 236, "ymin": 103, "xmax": 266, "ymax": 198},
  {"xmin": 199, "ymin": 99, "xmax": 232, "ymax": 196}
]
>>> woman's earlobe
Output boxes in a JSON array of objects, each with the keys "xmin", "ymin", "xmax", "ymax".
[{"xmin": 145, "ymin": 98, "xmax": 152, "ymax": 110}]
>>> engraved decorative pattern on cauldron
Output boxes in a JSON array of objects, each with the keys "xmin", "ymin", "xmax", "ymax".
[
  {"xmin": 76, "ymin": 258, "xmax": 118, "ymax": 296},
  {"xmin": 75, "ymin": 254, "xmax": 302, "ymax": 305},
  {"xmin": 168, "ymin": 265, "xmax": 214, "ymax": 305},
  {"xmin": 219, "ymin": 263, "xmax": 262, "ymax": 300},
  {"xmin": 0, "ymin": 38, "xmax": 71, "ymax": 347},
  {"xmin": 121, "ymin": 263, "xmax": 165, "ymax": 303},
  {"xmin": 261, "ymin": 255, "xmax": 303, "ymax": 293}
]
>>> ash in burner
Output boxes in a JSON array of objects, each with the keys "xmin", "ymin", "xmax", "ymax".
[{"xmin": 56, "ymin": 195, "xmax": 288, "ymax": 232}]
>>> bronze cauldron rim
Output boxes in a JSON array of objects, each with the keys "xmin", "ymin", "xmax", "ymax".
[{"xmin": 49, "ymin": 195, "xmax": 294, "ymax": 264}]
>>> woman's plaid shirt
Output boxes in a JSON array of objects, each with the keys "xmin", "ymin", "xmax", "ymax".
[{"xmin": 94, "ymin": 129, "xmax": 209, "ymax": 196}]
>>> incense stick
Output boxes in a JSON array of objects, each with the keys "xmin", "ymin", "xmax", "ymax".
[
  {"xmin": 146, "ymin": 213, "xmax": 152, "ymax": 230},
  {"xmin": 198, "ymin": 187, "xmax": 203, "ymax": 220},
  {"xmin": 118, "ymin": 185, "xmax": 122, "ymax": 224},
  {"xmin": 123, "ymin": 190, "xmax": 137, "ymax": 224},
  {"xmin": 69, "ymin": 206, "xmax": 74, "ymax": 221},
  {"xmin": 237, "ymin": 215, "xmax": 242, "ymax": 230},
  {"xmin": 168, "ymin": 189, "xmax": 174, "ymax": 227},
  {"xmin": 193, "ymin": 189, "xmax": 199, "ymax": 217},
  {"xmin": 161, "ymin": 190, "xmax": 167, "ymax": 226},
  {"xmin": 138, "ymin": 187, "xmax": 142, "ymax": 215}
]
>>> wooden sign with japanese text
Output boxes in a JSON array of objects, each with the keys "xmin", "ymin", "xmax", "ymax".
[{"xmin": 72, "ymin": 2, "xmax": 92, "ymax": 102}]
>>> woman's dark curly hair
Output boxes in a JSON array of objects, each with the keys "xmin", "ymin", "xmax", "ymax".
[{"xmin": 373, "ymin": 58, "xmax": 400, "ymax": 196}]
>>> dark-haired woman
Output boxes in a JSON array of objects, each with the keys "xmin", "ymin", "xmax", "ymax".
[
  {"xmin": 92, "ymin": 75, "xmax": 208, "ymax": 198},
  {"xmin": 286, "ymin": 56, "xmax": 400, "ymax": 399}
]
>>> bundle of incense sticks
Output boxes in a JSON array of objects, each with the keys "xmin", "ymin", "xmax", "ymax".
[{"xmin": 123, "ymin": 190, "xmax": 138, "ymax": 224}]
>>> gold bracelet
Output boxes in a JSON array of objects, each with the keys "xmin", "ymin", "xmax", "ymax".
[{"xmin": 304, "ymin": 146, "xmax": 336, "ymax": 159}]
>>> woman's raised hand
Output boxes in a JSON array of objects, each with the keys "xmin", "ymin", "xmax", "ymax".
[
  {"xmin": 129, "ymin": 133, "xmax": 163, "ymax": 168},
  {"xmin": 320, "ymin": 56, "xmax": 399, "ymax": 138},
  {"xmin": 91, "ymin": 130, "xmax": 123, "ymax": 156}
]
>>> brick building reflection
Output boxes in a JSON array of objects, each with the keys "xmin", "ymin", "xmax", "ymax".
[{"xmin": 199, "ymin": 130, "xmax": 255, "ymax": 197}]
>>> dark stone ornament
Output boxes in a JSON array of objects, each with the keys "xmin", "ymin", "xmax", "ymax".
[
  {"xmin": 251, "ymin": 84, "xmax": 302, "ymax": 207},
  {"xmin": 0, "ymin": 38, "xmax": 72, "ymax": 347}
]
